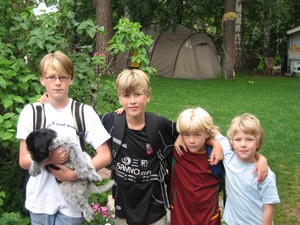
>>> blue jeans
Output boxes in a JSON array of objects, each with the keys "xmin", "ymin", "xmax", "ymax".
[{"xmin": 30, "ymin": 211, "xmax": 83, "ymax": 225}]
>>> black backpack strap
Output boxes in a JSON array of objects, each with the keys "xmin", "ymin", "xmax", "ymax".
[
  {"xmin": 145, "ymin": 112, "xmax": 172, "ymax": 209},
  {"xmin": 71, "ymin": 100, "xmax": 86, "ymax": 152},
  {"xmin": 145, "ymin": 112, "xmax": 160, "ymax": 151},
  {"xmin": 111, "ymin": 113, "xmax": 126, "ymax": 159},
  {"xmin": 31, "ymin": 103, "xmax": 45, "ymax": 130}
]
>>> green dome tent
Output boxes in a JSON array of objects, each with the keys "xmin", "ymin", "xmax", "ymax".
[{"xmin": 116, "ymin": 24, "xmax": 221, "ymax": 80}]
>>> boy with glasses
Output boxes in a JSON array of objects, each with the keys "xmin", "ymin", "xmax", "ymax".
[{"xmin": 17, "ymin": 51, "xmax": 111, "ymax": 225}]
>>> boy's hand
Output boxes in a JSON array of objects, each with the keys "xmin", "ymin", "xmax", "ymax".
[
  {"xmin": 38, "ymin": 93, "xmax": 49, "ymax": 104},
  {"xmin": 174, "ymin": 134, "xmax": 187, "ymax": 156},
  {"xmin": 206, "ymin": 138, "xmax": 223, "ymax": 165},
  {"xmin": 43, "ymin": 148, "xmax": 69, "ymax": 165},
  {"xmin": 48, "ymin": 164, "xmax": 78, "ymax": 182},
  {"xmin": 115, "ymin": 107, "xmax": 124, "ymax": 114}
]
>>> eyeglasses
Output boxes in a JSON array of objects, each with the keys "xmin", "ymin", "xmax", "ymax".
[{"xmin": 44, "ymin": 76, "xmax": 71, "ymax": 82}]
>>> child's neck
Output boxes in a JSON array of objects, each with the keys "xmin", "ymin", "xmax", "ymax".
[
  {"xmin": 49, "ymin": 98, "xmax": 70, "ymax": 110},
  {"xmin": 126, "ymin": 114, "xmax": 145, "ymax": 130}
]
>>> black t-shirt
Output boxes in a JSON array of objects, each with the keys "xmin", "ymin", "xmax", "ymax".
[{"xmin": 113, "ymin": 125, "xmax": 166, "ymax": 225}]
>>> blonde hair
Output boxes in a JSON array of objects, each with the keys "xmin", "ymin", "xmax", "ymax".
[
  {"xmin": 176, "ymin": 107, "xmax": 219, "ymax": 138},
  {"xmin": 227, "ymin": 113, "xmax": 264, "ymax": 150},
  {"xmin": 39, "ymin": 51, "xmax": 74, "ymax": 79},
  {"xmin": 116, "ymin": 69, "xmax": 151, "ymax": 96}
]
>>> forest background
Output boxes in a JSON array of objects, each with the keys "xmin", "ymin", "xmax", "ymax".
[{"xmin": 0, "ymin": 0, "xmax": 299, "ymax": 224}]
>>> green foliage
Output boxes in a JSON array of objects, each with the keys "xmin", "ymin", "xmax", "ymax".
[
  {"xmin": 83, "ymin": 179, "xmax": 115, "ymax": 225},
  {"xmin": 0, "ymin": 212, "xmax": 30, "ymax": 225},
  {"xmin": 0, "ymin": 187, "xmax": 29, "ymax": 225},
  {"xmin": 0, "ymin": 1, "xmax": 114, "ymax": 215},
  {"xmin": 108, "ymin": 18, "xmax": 157, "ymax": 76}
]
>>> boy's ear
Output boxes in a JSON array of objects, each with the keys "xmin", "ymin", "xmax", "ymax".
[
  {"xmin": 118, "ymin": 98, "xmax": 123, "ymax": 106},
  {"xmin": 40, "ymin": 77, "xmax": 46, "ymax": 86},
  {"xmin": 146, "ymin": 95, "xmax": 150, "ymax": 103}
]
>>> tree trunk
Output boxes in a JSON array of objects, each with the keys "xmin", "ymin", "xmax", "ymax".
[
  {"xmin": 263, "ymin": 18, "xmax": 271, "ymax": 57},
  {"xmin": 94, "ymin": 0, "xmax": 112, "ymax": 57},
  {"xmin": 235, "ymin": 0, "xmax": 244, "ymax": 69},
  {"xmin": 223, "ymin": 0, "xmax": 236, "ymax": 80}
]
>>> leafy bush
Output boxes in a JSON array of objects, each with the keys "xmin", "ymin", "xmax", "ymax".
[{"xmin": 0, "ymin": 1, "xmax": 111, "ymax": 214}]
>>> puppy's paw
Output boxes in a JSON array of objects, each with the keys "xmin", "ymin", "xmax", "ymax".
[
  {"xmin": 78, "ymin": 170, "xmax": 102, "ymax": 182},
  {"xmin": 90, "ymin": 172, "xmax": 102, "ymax": 182},
  {"xmin": 82, "ymin": 206, "xmax": 94, "ymax": 222}
]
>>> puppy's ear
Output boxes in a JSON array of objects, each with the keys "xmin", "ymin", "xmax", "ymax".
[{"xmin": 26, "ymin": 129, "xmax": 57, "ymax": 163}]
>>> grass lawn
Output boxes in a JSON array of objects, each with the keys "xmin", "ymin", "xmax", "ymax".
[{"xmin": 145, "ymin": 73, "xmax": 300, "ymax": 224}]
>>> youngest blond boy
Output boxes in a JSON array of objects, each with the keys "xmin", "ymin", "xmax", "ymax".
[{"xmin": 219, "ymin": 113, "xmax": 280, "ymax": 225}]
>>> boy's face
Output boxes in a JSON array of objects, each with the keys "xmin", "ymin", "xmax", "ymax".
[
  {"xmin": 118, "ymin": 90, "xmax": 150, "ymax": 119},
  {"xmin": 231, "ymin": 130, "xmax": 259, "ymax": 163},
  {"xmin": 40, "ymin": 68, "xmax": 73, "ymax": 101},
  {"xmin": 182, "ymin": 132, "xmax": 209, "ymax": 154}
]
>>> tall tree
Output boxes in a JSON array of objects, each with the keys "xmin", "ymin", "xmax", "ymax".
[
  {"xmin": 223, "ymin": 0, "xmax": 236, "ymax": 79},
  {"xmin": 94, "ymin": 0, "xmax": 112, "ymax": 58}
]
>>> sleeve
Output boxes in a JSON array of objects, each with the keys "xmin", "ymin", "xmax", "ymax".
[
  {"xmin": 83, "ymin": 105, "xmax": 111, "ymax": 150},
  {"xmin": 100, "ymin": 112, "xmax": 114, "ymax": 133},
  {"xmin": 158, "ymin": 116, "xmax": 178, "ymax": 141},
  {"xmin": 215, "ymin": 133, "xmax": 233, "ymax": 154},
  {"xmin": 260, "ymin": 170, "xmax": 280, "ymax": 204},
  {"xmin": 16, "ymin": 104, "xmax": 34, "ymax": 140},
  {"xmin": 215, "ymin": 133, "xmax": 236, "ymax": 167}
]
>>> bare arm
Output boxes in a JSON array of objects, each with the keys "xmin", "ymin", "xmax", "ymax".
[
  {"xmin": 174, "ymin": 134, "xmax": 187, "ymax": 157},
  {"xmin": 253, "ymin": 153, "xmax": 268, "ymax": 182},
  {"xmin": 262, "ymin": 204, "xmax": 274, "ymax": 225},
  {"xmin": 19, "ymin": 140, "xmax": 32, "ymax": 170},
  {"xmin": 49, "ymin": 142, "xmax": 111, "ymax": 182},
  {"xmin": 206, "ymin": 138, "xmax": 223, "ymax": 165},
  {"xmin": 92, "ymin": 142, "xmax": 112, "ymax": 171}
]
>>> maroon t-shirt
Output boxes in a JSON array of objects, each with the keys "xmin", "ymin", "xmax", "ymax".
[{"xmin": 171, "ymin": 149, "xmax": 221, "ymax": 225}]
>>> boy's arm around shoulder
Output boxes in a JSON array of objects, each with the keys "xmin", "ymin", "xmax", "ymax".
[
  {"xmin": 254, "ymin": 152, "xmax": 268, "ymax": 182},
  {"xmin": 156, "ymin": 115, "xmax": 178, "ymax": 148},
  {"xmin": 214, "ymin": 133, "xmax": 269, "ymax": 182},
  {"xmin": 206, "ymin": 137, "xmax": 223, "ymax": 165}
]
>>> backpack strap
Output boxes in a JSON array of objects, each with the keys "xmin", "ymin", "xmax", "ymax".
[
  {"xmin": 31, "ymin": 103, "xmax": 45, "ymax": 130},
  {"xmin": 207, "ymin": 145, "xmax": 226, "ymax": 206},
  {"xmin": 206, "ymin": 145, "xmax": 225, "ymax": 180},
  {"xmin": 145, "ymin": 112, "xmax": 171, "ymax": 209},
  {"xmin": 145, "ymin": 112, "xmax": 160, "ymax": 151},
  {"xmin": 71, "ymin": 100, "xmax": 86, "ymax": 152},
  {"xmin": 111, "ymin": 113, "xmax": 126, "ymax": 159}
]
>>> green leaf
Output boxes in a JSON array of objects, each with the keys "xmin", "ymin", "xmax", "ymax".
[
  {"xmin": 3, "ymin": 99, "xmax": 13, "ymax": 109},
  {"xmin": 0, "ymin": 76, "xmax": 7, "ymax": 89}
]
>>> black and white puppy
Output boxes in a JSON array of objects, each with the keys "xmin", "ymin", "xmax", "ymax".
[{"xmin": 26, "ymin": 128, "xmax": 114, "ymax": 222}]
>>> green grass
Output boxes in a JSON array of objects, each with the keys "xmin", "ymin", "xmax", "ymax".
[
  {"xmin": 101, "ymin": 73, "xmax": 300, "ymax": 223},
  {"xmin": 144, "ymin": 73, "xmax": 300, "ymax": 224}
]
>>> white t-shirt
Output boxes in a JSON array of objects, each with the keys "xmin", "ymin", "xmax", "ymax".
[
  {"xmin": 215, "ymin": 134, "xmax": 280, "ymax": 225},
  {"xmin": 16, "ymin": 99, "xmax": 110, "ymax": 218}
]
